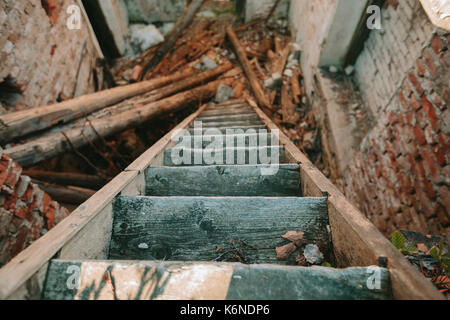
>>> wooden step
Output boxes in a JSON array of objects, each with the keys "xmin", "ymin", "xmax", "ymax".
[
  {"xmin": 109, "ymin": 196, "xmax": 329, "ymax": 263},
  {"xmin": 42, "ymin": 260, "xmax": 392, "ymax": 300},
  {"xmin": 197, "ymin": 114, "xmax": 260, "ymax": 122},
  {"xmin": 163, "ymin": 146, "xmax": 285, "ymax": 166},
  {"xmin": 173, "ymin": 132, "xmax": 280, "ymax": 148},
  {"xmin": 189, "ymin": 120, "xmax": 264, "ymax": 128},
  {"xmin": 187, "ymin": 125, "xmax": 267, "ymax": 135},
  {"xmin": 200, "ymin": 107, "xmax": 254, "ymax": 117},
  {"xmin": 205, "ymin": 101, "xmax": 248, "ymax": 109},
  {"xmin": 146, "ymin": 164, "xmax": 301, "ymax": 197}
]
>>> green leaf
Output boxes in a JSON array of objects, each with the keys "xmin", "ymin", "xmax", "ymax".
[
  {"xmin": 430, "ymin": 247, "xmax": 440, "ymax": 261},
  {"xmin": 321, "ymin": 262, "xmax": 331, "ymax": 268},
  {"xmin": 400, "ymin": 246, "xmax": 419, "ymax": 255},
  {"xmin": 391, "ymin": 232, "xmax": 406, "ymax": 250},
  {"xmin": 439, "ymin": 240, "xmax": 444, "ymax": 255}
]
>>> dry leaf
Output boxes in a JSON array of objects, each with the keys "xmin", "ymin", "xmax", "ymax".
[
  {"xmin": 417, "ymin": 243, "xmax": 428, "ymax": 253},
  {"xmin": 282, "ymin": 231, "xmax": 304, "ymax": 242},
  {"xmin": 275, "ymin": 243, "xmax": 297, "ymax": 260}
]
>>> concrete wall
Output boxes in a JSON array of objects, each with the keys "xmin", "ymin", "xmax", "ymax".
[
  {"xmin": 245, "ymin": 0, "xmax": 290, "ymax": 22},
  {"xmin": 289, "ymin": 0, "xmax": 449, "ymax": 241},
  {"xmin": 97, "ymin": 0, "xmax": 129, "ymax": 56},
  {"xmin": 289, "ymin": 0, "xmax": 339, "ymax": 97},
  {"xmin": 124, "ymin": 0, "xmax": 186, "ymax": 23},
  {"xmin": 0, "ymin": 0, "xmax": 102, "ymax": 112}
]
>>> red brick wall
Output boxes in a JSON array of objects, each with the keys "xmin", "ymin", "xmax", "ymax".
[
  {"xmin": 343, "ymin": 30, "xmax": 450, "ymax": 242},
  {"xmin": 0, "ymin": 149, "xmax": 70, "ymax": 267}
]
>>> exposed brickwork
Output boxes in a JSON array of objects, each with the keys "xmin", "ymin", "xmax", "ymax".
[
  {"xmin": 289, "ymin": 0, "xmax": 449, "ymax": 242},
  {"xmin": 355, "ymin": 0, "xmax": 435, "ymax": 116},
  {"xmin": 0, "ymin": 149, "xmax": 70, "ymax": 267},
  {"xmin": 0, "ymin": 0, "xmax": 100, "ymax": 112},
  {"xmin": 344, "ymin": 30, "xmax": 450, "ymax": 242}
]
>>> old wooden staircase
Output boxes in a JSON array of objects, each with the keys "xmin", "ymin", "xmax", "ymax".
[{"xmin": 0, "ymin": 100, "xmax": 442, "ymax": 300}]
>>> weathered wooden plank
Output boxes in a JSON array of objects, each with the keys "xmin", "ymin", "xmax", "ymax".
[
  {"xmin": 109, "ymin": 196, "xmax": 329, "ymax": 264},
  {"xmin": 145, "ymin": 164, "xmax": 301, "ymax": 197},
  {"xmin": 163, "ymin": 146, "xmax": 286, "ymax": 166},
  {"xmin": 197, "ymin": 114, "xmax": 260, "ymax": 123},
  {"xmin": 187, "ymin": 125, "xmax": 267, "ymax": 135},
  {"xmin": 42, "ymin": 260, "xmax": 392, "ymax": 300},
  {"xmin": 200, "ymin": 106, "xmax": 254, "ymax": 115},
  {"xmin": 189, "ymin": 120, "xmax": 264, "ymax": 128}
]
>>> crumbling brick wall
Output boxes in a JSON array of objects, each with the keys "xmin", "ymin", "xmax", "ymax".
[
  {"xmin": 0, "ymin": 148, "xmax": 70, "ymax": 267},
  {"xmin": 343, "ymin": 28, "xmax": 449, "ymax": 242},
  {"xmin": 0, "ymin": 0, "xmax": 101, "ymax": 113},
  {"xmin": 289, "ymin": 0, "xmax": 449, "ymax": 241},
  {"xmin": 354, "ymin": 0, "xmax": 435, "ymax": 117}
]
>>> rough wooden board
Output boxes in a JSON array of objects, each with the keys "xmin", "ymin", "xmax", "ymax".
[
  {"xmin": 201, "ymin": 105, "xmax": 253, "ymax": 113},
  {"xmin": 109, "ymin": 196, "xmax": 329, "ymax": 263},
  {"xmin": 42, "ymin": 260, "xmax": 392, "ymax": 300},
  {"xmin": 163, "ymin": 146, "xmax": 286, "ymax": 166},
  {"xmin": 189, "ymin": 120, "xmax": 264, "ymax": 128},
  {"xmin": 0, "ymin": 171, "xmax": 138, "ymax": 300},
  {"xmin": 173, "ymin": 132, "xmax": 280, "ymax": 148},
  {"xmin": 248, "ymin": 97, "xmax": 444, "ymax": 300},
  {"xmin": 187, "ymin": 125, "xmax": 267, "ymax": 135},
  {"xmin": 145, "ymin": 164, "xmax": 301, "ymax": 197},
  {"xmin": 197, "ymin": 113, "xmax": 260, "ymax": 122}
]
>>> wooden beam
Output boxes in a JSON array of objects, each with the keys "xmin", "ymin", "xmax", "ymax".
[
  {"xmin": 24, "ymin": 170, "xmax": 109, "ymax": 190},
  {"xmin": 0, "ymin": 68, "xmax": 195, "ymax": 144},
  {"xmin": 33, "ymin": 180, "xmax": 96, "ymax": 205},
  {"xmin": 226, "ymin": 27, "xmax": 274, "ymax": 114}
]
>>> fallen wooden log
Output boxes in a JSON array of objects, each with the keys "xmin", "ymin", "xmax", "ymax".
[
  {"xmin": 5, "ymin": 77, "xmax": 234, "ymax": 167},
  {"xmin": 226, "ymin": 27, "xmax": 274, "ymax": 115},
  {"xmin": 19, "ymin": 63, "xmax": 234, "ymax": 141},
  {"xmin": 23, "ymin": 170, "xmax": 109, "ymax": 190},
  {"xmin": 0, "ymin": 68, "xmax": 195, "ymax": 144},
  {"xmin": 33, "ymin": 180, "xmax": 96, "ymax": 205},
  {"xmin": 140, "ymin": 0, "xmax": 206, "ymax": 79}
]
